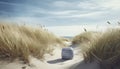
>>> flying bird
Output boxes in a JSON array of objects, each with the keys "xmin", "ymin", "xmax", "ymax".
[
  {"xmin": 83, "ymin": 28, "xmax": 87, "ymax": 32},
  {"xmin": 107, "ymin": 21, "xmax": 111, "ymax": 24},
  {"xmin": 118, "ymin": 21, "xmax": 120, "ymax": 25}
]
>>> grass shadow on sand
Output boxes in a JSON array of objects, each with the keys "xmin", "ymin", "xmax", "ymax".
[{"xmin": 47, "ymin": 58, "xmax": 68, "ymax": 64}]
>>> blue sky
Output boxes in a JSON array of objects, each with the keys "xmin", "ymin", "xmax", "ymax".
[{"xmin": 0, "ymin": 0, "xmax": 120, "ymax": 36}]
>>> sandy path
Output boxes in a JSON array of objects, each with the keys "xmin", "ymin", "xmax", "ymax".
[
  {"xmin": 45, "ymin": 45, "xmax": 82, "ymax": 69},
  {"xmin": 0, "ymin": 44, "xmax": 100, "ymax": 69},
  {"xmin": 44, "ymin": 44, "xmax": 100, "ymax": 69}
]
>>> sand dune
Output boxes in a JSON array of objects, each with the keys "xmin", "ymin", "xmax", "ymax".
[{"xmin": 0, "ymin": 44, "xmax": 100, "ymax": 69}]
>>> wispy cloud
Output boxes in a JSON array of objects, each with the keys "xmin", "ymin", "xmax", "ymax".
[
  {"xmin": 0, "ymin": 0, "xmax": 120, "ymax": 26},
  {"xmin": 99, "ymin": 0, "xmax": 120, "ymax": 10},
  {"xmin": 49, "ymin": 10, "xmax": 78, "ymax": 15},
  {"xmin": 0, "ymin": 1, "xmax": 22, "ymax": 6},
  {"xmin": 51, "ymin": 11, "xmax": 104, "ymax": 18},
  {"xmin": 52, "ymin": 1, "xmax": 75, "ymax": 8},
  {"xmin": 52, "ymin": 0, "xmax": 120, "ymax": 10}
]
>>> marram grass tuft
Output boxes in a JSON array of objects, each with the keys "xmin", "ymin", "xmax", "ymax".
[
  {"xmin": 83, "ymin": 29, "xmax": 120, "ymax": 69},
  {"xmin": 0, "ymin": 22, "xmax": 63, "ymax": 63}
]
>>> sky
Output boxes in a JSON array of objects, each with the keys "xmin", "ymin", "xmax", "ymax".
[{"xmin": 0, "ymin": 0, "xmax": 120, "ymax": 36}]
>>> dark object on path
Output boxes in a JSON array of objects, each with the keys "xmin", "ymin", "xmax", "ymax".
[
  {"xmin": 22, "ymin": 66, "xmax": 26, "ymax": 69},
  {"xmin": 62, "ymin": 47, "xmax": 74, "ymax": 60}
]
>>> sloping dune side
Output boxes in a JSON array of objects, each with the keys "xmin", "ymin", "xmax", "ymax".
[
  {"xmin": 72, "ymin": 31, "xmax": 101, "ymax": 45},
  {"xmin": 0, "ymin": 22, "xmax": 63, "ymax": 63},
  {"xmin": 82, "ymin": 29, "xmax": 120, "ymax": 69}
]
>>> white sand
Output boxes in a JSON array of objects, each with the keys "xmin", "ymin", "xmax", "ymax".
[{"xmin": 0, "ymin": 44, "xmax": 100, "ymax": 69}]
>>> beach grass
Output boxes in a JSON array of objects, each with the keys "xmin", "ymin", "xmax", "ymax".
[
  {"xmin": 72, "ymin": 31, "xmax": 101, "ymax": 45},
  {"xmin": 83, "ymin": 29, "xmax": 120, "ymax": 69},
  {"xmin": 0, "ymin": 22, "xmax": 63, "ymax": 63}
]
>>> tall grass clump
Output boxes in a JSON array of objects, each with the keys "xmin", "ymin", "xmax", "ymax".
[
  {"xmin": 72, "ymin": 31, "xmax": 101, "ymax": 45},
  {"xmin": 83, "ymin": 29, "xmax": 120, "ymax": 69},
  {"xmin": 0, "ymin": 22, "xmax": 63, "ymax": 63}
]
